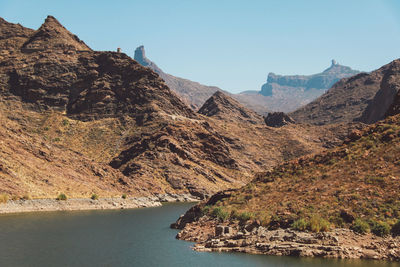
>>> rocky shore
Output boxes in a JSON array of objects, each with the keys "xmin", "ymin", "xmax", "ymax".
[
  {"xmin": 176, "ymin": 218, "xmax": 400, "ymax": 261},
  {"xmin": 0, "ymin": 193, "xmax": 199, "ymax": 214}
]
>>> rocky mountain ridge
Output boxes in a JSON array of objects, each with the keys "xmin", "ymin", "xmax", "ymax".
[{"xmin": 290, "ymin": 59, "xmax": 400, "ymax": 125}]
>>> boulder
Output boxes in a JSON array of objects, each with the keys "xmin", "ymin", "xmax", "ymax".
[{"xmin": 265, "ymin": 112, "xmax": 295, "ymax": 127}]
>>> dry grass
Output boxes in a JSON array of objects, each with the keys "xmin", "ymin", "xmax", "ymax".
[{"xmin": 0, "ymin": 194, "xmax": 9, "ymax": 204}]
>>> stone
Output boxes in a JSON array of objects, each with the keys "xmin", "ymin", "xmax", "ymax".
[{"xmin": 264, "ymin": 112, "xmax": 295, "ymax": 127}]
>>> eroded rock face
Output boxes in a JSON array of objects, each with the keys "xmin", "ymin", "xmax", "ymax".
[
  {"xmin": 264, "ymin": 112, "xmax": 295, "ymax": 127},
  {"xmin": 359, "ymin": 60, "xmax": 400, "ymax": 123},
  {"xmin": 260, "ymin": 60, "xmax": 359, "ymax": 97},
  {"xmin": 1, "ymin": 17, "xmax": 195, "ymax": 122}
]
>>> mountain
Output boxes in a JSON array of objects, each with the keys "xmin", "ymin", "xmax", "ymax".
[
  {"xmin": 290, "ymin": 59, "xmax": 400, "ymax": 125},
  {"xmin": 260, "ymin": 60, "xmax": 359, "ymax": 96},
  {"xmin": 134, "ymin": 45, "xmax": 221, "ymax": 110},
  {"xmin": 233, "ymin": 60, "xmax": 360, "ymax": 113},
  {"xmin": 198, "ymin": 91, "xmax": 263, "ymax": 124},
  {"xmin": 358, "ymin": 59, "xmax": 400, "ymax": 124},
  {"xmin": 0, "ymin": 16, "xmax": 361, "ymax": 200}
]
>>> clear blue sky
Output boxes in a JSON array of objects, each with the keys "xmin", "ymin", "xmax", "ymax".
[{"xmin": 1, "ymin": 0, "xmax": 400, "ymax": 93}]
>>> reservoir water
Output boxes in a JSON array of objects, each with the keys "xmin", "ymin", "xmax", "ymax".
[{"xmin": 0, "ymin": 202, "xmax": 399, "ymax": 267}]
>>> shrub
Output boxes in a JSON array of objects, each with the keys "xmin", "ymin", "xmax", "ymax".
[
  {"xmin": 56, "ymin": 193, "xmax": 67, "ymax": 201},
  {"xmin": 0, "ymin": 194, "xmax": 9, "ymax": 204},
  {"xmin": 391, "ymin": 220, "xmax": 400, "ymax": 236},
  {"xmin": 62, "ymin": 119, "xmax": 69, "ymax": 126},
  {"xmin": 309, "ymin": 215, "xmax": 330, "ymax": 232},
  {"xmin": 371, "ymin": 221, "xmax": 391, "ymax": 237},
  {"xmin": 91, "ymin": 193, "xmax": 99, "ymax": 200},
  {"xmin": 292, "ymin": 218, "xmax": 308, "ymax": 231},
  {"xmin": 236, "ymin": 212, "xmax": 254, "ymax": 222},
  {"xmin": 351, "ymin": 219, "xmax": 370, "ymax": 234},
  {"xmin": 121, "ymin": 194, "xmax": 127, "ymax": 199},
  {"xmin": 201, "ymin": 205, "xmax": 211, "ymax": 216},
  {"xmin": 211, "ymin": 207, "xmax": 229, "ymax": 222}
]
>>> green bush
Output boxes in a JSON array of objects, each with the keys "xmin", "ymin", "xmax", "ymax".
[
  {"xmin": 0, "ymin": 194, "xmax": 9, "ymax": 204},
  {"xmin": 236, "ymin": 212, "xmax": 254, "ymax": 222},
  {"xmin": 292, "ymin": 218, "xmax": 308, "ymax": 231},
  {"xmin": 391, "ymin": 220, "xmax": 400, "ymax": 236},
  {"xmin": 201, "ymin": 205, "xmax": 211, "ymax": 216},
  {"xmin": 91, "ymin": 193, "xmax": 99, "ymax": 200},
  {"xmin": 62, "ymin": 119, "xmax": 69, "ymax": 126},
  {"xmin": 309, "ymin": 215, "xmax": 330, "ymax": 232},
  {"xmin": 22, "ymin": 193, "xmax": 32, "ymax": 200},
  {"xmin": 211, "ymin": 207, "xmax": 229, "ymax": 222},
  {"xmin": 371, "ymin": 221, "xmax": 391, "ymax": 237},
  {"xmin": 121, "ymin": 194, "xmax": 127, "ymax": 199},
  {"xmin": 56, "ymin": 193, "xmax": 67, "ymax": 201},
  {"xmin": 351, "ymin": 219, "xmax": 370, "ymax": 234}
]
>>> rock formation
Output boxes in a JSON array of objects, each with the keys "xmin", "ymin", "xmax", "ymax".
[
  {"xmin": 264, "ymin": 112, "xmax": 295, "ymax": 127},
  {"xmin": 134, "ymin": 45, "xmax": 222, "ymax": 110},
  {"xmin": 260, "ymin": 60, "xmax": 359, "ymax": 96},
  {"xmin": 290, "ymin": 59, "xmax": 400, "ymax": 125},
  {"xmin": 358, "ymin": 59, "xmax": 400, "ymax": 123}
]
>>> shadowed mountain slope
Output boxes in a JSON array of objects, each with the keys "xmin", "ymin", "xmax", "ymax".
[{"xmin": 289, "ymin": 60, "xmax": 400, "ymax": 125}]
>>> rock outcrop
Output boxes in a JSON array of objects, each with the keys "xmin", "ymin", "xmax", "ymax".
[
  {"xmin": 358, "ymin": 59, "xmax": 400, "ymax": 123},
  {"xmin": 260, "ymin": 60, "xmax": 359, "ymax": 96},
  {"xmin": 198, "ymin": 91, "xmax": 264, "ymax": 124},
  {"xmin": 264, "ymin": 112, "xmax": 295, "ymax": 127},
  {"xmin": 134, "ymin": 45, "xmax": 222, "ymax": 110}
]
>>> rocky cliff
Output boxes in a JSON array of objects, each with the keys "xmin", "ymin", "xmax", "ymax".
[
  {"xmin": 290, "ymin": 59, "xmax": 400, "ymax": 125},
  {"xmin": 260, "ymin": 60, "xmax": 359, "ymax": 96}
]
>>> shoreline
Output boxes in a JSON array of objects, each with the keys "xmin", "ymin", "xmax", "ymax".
[
  {"xmin": 0, "ymin": 194, "xmax": 199, "ymax": 215},
  {"xmin": 175, "ymin": 219, "xmax": 400, "ymax": 261}
]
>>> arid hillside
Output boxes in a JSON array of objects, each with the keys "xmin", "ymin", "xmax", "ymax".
[
  {"xmin": 290, "ymin": 59, "xmax": 400, "ymax": 125},
  {"xmin": 0, "ymin": 16, "xmax": 361, "ymax": 199},
  {"xmin": 174, "ymin": 113, "xmax": 400, "ymax": 238}
]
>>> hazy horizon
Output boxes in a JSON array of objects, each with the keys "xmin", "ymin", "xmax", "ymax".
[{"xmin": 1, "ymin": 0, "xmax": 399, "ymax": 93}]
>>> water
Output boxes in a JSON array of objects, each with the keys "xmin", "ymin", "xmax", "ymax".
[{"xmin": 0, "ymin": 203, "xmax": 399, "ymax": 267}]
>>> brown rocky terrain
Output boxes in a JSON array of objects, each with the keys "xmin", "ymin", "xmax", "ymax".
[
  {"xmin": 290, "ymin": 59, "xmax": 400, "ymax": 125},
  {"xmin": 0, "ymin": 16, "xmax": 362, "ymax": 202},
  {"xmin": 173, "ymin": 112, "xmax": 400, "ymax": 260}
]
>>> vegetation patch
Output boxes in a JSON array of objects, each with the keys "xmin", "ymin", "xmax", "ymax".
[
  {"xmin": 91, "ymin": 193, "xmax": 99, "ymax": 200},
  {"xmin": 351, "ymin": 219, "xmax": 370, "ymax": 234},
  {"xmin": 56, "ymin": 193, "xmax": 68, "ymax": 201},
  {"xmin": 0, "ymin": 194, "xmax": 9, "ymax": 204}
]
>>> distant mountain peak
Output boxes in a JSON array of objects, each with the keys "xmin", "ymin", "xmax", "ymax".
[
  {"xmin": 134, "ymin": 45, "xmax": 146, "ymax": 64},
  {"xmin": 261, "ymin": 61, "xmax": 359, "ymax": 96},
  {"xmin": 21, "ymin": 15, "xmax": 91, "ymax": 52},
  {"xmin": 134, "ymin": 45, "xmax": 162, "ymax": 74}
]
